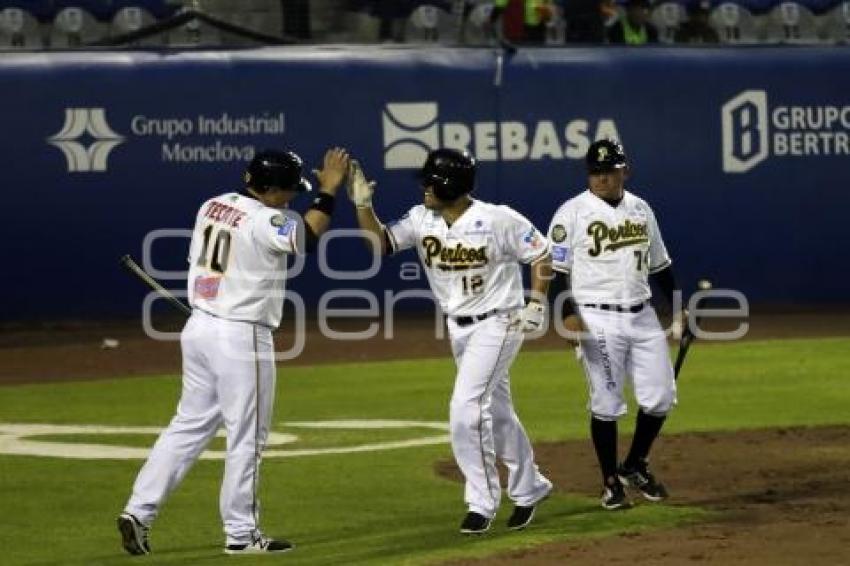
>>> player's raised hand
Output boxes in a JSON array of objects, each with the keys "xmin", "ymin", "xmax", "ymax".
[
  {"xmin": 347, "ymin": 160, "xmax": 376, "ymax": 208},
  {"xmin": 313, "ymin": 147, "xmax": 350, "ymax": 193}
]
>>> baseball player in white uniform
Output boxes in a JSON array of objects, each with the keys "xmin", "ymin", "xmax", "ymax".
[
  {"xmin": 117, "ymin": 148, "xmax": 350, "ymax": 555},
  {"xmin": 548, "ymin": 139, "xmax": 683, "ymax": 510},
  {"xmin": 348, "ymin": 149, "xmax": 553, "ymax": 534}
]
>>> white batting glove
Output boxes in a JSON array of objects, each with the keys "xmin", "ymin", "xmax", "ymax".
[
  {"xmin": 521, "ymin": 300, "xmax": 545, "ymax": 333},
  {"xmin": 347, "ymin": 159, "xmax": 376, "ymax": 208}
]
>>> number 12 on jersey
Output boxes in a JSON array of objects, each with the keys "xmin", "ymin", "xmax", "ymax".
[
  {"xmin": 198, "ymin": 224, "xmax": 232, "ymax": 273},
  {"xmin": 461, "ymin": 275, "xmax": 484, "ymax": 295}
]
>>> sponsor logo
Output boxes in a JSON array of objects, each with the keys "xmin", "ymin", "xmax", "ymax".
[
  {"xmin": 587, "ymin": 220, "xmax": 648, "ymax": 257},
  {"xmin": 421, "ymin": 236, "xmax": 488, "ymax": 270},
  {"xmin": 193, "ymin": 275, "xmax": 221, "ymax": 299},
  {"xmin": 277, "ymin": 219, "xmax": 296, "ymax": 237},
  {"xmin": 49, "ymin": 108, "xmax": 286, "ymax": 171},
  {"xmin": 47, "ymin": 108, "xmax": 125, "ymax": 172},
  {"xmin": 383, "ymin": 101, "xmax": 621, "ymax": 169},
  {"xmin": 552, "ymin": 245, "xmax": 569, "ymax": 263},
  {"xmin": 722, "ymin": 89, "xmax": 850, "ymax": 173}
]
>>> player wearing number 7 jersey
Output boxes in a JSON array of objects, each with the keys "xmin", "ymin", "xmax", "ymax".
[
  {"xmin": 349, "ymin": 149, "xmax": 553, "ymax": 534},
  {"xmin": 117, "ymin": 148, "xmax": 350, "ymax": 556}
]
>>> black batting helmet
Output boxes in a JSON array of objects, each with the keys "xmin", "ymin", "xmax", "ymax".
[
  {"xmin": 244, "ymin": 150, "xmax": 312, "ymax": 193},
  {"xmin": 586, "ymin": 139, "xmax": 627, "ymax": 174},
  {"xmin": 418, "ymin": 148, "xmax": 476, "ymax": 201}
]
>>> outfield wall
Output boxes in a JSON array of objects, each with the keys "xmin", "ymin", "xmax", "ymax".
[{"xmin": 1, "ymin": 47, "xmax": 848, "ymax": 319}]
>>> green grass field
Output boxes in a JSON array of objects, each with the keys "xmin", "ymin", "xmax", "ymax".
[{"xmin": 1, "ymin": 337, "xmax": 848, "ymax": 565}]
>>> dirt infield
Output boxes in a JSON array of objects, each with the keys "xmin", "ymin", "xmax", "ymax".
[
  {"xmin": 2, "ymin": 308, "xmax": 849, "ymax": 385},
  {"xmin": 438, "ymin": 426, "xmax": 850, "ymax": 566}
]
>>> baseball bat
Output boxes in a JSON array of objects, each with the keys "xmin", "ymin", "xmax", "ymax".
[
  {"xmin": 120, "ymin": 254, "xmax": 192, "ymax": 317},
  {"xmin": 674, "ymin": 278, "xmax": 712, "ymax": 380}
]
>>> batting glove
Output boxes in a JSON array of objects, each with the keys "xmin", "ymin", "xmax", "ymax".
[
  {"xmin": 347, "ymin": 160, "xmax": 376, "ymax": 208},
  {"xmin": 521, "ymin": 300, "xmax": 545, "ymax": 333}
]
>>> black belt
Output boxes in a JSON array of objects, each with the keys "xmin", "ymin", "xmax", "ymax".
[
  {"xmin": 451, "ymin": 309, "xmax": 500, "ymax": 327},
  {"xmin": 582, "ymin": 301, "xmax": 646, "ymax": 314}
]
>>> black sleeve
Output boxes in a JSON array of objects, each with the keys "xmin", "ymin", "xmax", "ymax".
[{"xmin": 649, "ymin": 264, "xmax": 678, "ymax": 310}]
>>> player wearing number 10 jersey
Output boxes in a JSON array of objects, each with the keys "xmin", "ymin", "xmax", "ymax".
[{"xmin": 117, "ymin": 148, "xmax": 349, "ymax": 556}]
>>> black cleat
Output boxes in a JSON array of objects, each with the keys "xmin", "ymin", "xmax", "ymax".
[
  {"xmin": 224, "ymin": 533, "xmax": 294, "ymax": 554},
  {"xmin": 506, "ymin": 504, "xmax": 538, "ymax": 531},
  {"xmin": 618, "ymin": 460, "xmax": 669, "ymax": 501},
  {"xmin": 601, "ymin": 481, "xmax": 631, "ymax": 510},
  {"xmin": 117, "ymin": 513, "xmax": 151, "ymax": 555},
  {"xmin": 459, "ymin": 511, "xmax": 491, "ymax": 534}
]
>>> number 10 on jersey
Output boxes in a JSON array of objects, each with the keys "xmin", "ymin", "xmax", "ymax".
[{"xmin": 198, "ymin": 224, "xmax": 232, "ymax": 273}]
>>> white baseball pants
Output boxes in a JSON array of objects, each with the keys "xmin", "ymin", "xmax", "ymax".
[
  {"xmin": 577, "ymin": 305, "xmax": 677, "ymax": 420},
  {"xmin": 123, "ymin": 309, "xmax": 276, "ymax": 545},
  {"xmin": 447, "ymin": 312, "xmax": 552, "ymax": 519}
]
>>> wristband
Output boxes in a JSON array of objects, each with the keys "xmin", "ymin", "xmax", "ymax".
[{"xmin": 309, "ymin": 192, "xmax": 335, "ymax": 216}]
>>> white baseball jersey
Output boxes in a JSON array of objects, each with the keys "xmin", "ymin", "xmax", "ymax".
[
  {"xmin": 187, "ymin": 192, "xmax": 303, "ymax": 328},
  {"xmin": 386, "ymin": 200, "xmax": 549, "ymax": 316},
  {"xmin": 547, "ymin": 190, "xmax": 671, "ymax": 305}
]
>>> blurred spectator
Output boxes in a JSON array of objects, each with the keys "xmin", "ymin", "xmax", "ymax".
[
  {"xmin": 372, "ymin": 0, "xmax": 411, "ymax": 42},
  {"xmin": 281, "ymin": 0, "xmax": 311, "ymax": 40},
  {"xmin": 563, "ymin": 0, "xmax": 607, "ymax": 43},
  {"xmin": 607, "ymin": 0, "xmax": 659, "ymax": 44},
  {"xmin": 674, "ymin": 0, "xmax": 719, "ymax": 43},
  {"xmin": 492, "ymin": 0, "xmax": 555, "ymax": 44}
]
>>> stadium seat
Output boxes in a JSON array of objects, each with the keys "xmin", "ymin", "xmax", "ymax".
[
  {"xmin": 819, "ymin": 0, "xmax": 850, "ymax": 42},
  {"xmin": 52, "ymin": 0, "xmax": 113, "ymax": 21},
  {"xmin": 764, "ymin": 1, "xmax": 820, "ymax": 43},
  {"xmin": 709, "ymin": 1, "xmax": 762, "ymax": 43},
  {"xmin": 0, "ymin": 7, "xmax": 43, "ymax": 48},
  {"xmin": 405, "ymin": 4, "xmax": 456, "ymax": 43},
  {"xmin": 111, "ymin": 6, "xmax": 163, "ymax": 45},
  {"xmin": 49, "ymin": 6, "xmax": 105, "ymax": 47},
  {"xmin": 461, "ymin": 0, "xmax": 497, "ymax": 45},
  {"xmin": 651, "ymin": 0, "xmax": 688, "ymax": 43}
]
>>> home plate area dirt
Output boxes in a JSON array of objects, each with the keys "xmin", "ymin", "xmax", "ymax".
[{"xmin": 438, "ymin": 426, "xmax": 850, "ymax": 565}]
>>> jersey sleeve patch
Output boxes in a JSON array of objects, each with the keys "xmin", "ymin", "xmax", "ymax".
[
  {"xmin": 193, "ymin": 275, "xmax": 221, "ymax": 299},
  {"xmin": 551, "ymin": 224, "xmax": 567, "ymax": 243},
  {"xmin": 522, "ymin": 227, "xmax": 546, "ymax": 251},
  {"xmin": 277, "ymin": 218, "xmax": 296, "ymax": 237},
  {"xmin": 552, "ymin": 244, "xmax": 570, "ymax": 263}
]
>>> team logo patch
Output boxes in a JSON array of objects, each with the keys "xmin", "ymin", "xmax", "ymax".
[
  {"xmin": 270, "ymin": 214, "xmax": 284, "ymax": 227},
  {"xmin": 194, "ymin": 276, "xmax": 221, "ymax": 299},
  {"xmin": 552, "ymin": 245, "xmax": 569, "ymax": 262},
  {"xmin": 552, "ymin": 224, "xmax": 567, "ymax": 243}
]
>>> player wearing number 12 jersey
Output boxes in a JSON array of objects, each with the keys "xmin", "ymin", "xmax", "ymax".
[
  {"xmin": 117, "ymin": 148, "xmax": 350, "ymax": 556},
  {"xmin": 349, "ymin": 149, "xmax": 553, "ymax": 534}
]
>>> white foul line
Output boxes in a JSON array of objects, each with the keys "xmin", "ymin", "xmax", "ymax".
[{"xmin": 0, "ymin": 420, "xmax": 448, "ymax": 460}]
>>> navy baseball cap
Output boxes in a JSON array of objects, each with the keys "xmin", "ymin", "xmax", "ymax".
[{"xmin": 586, "ymin": 139, "xmax": 627, "ymax": 173}]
